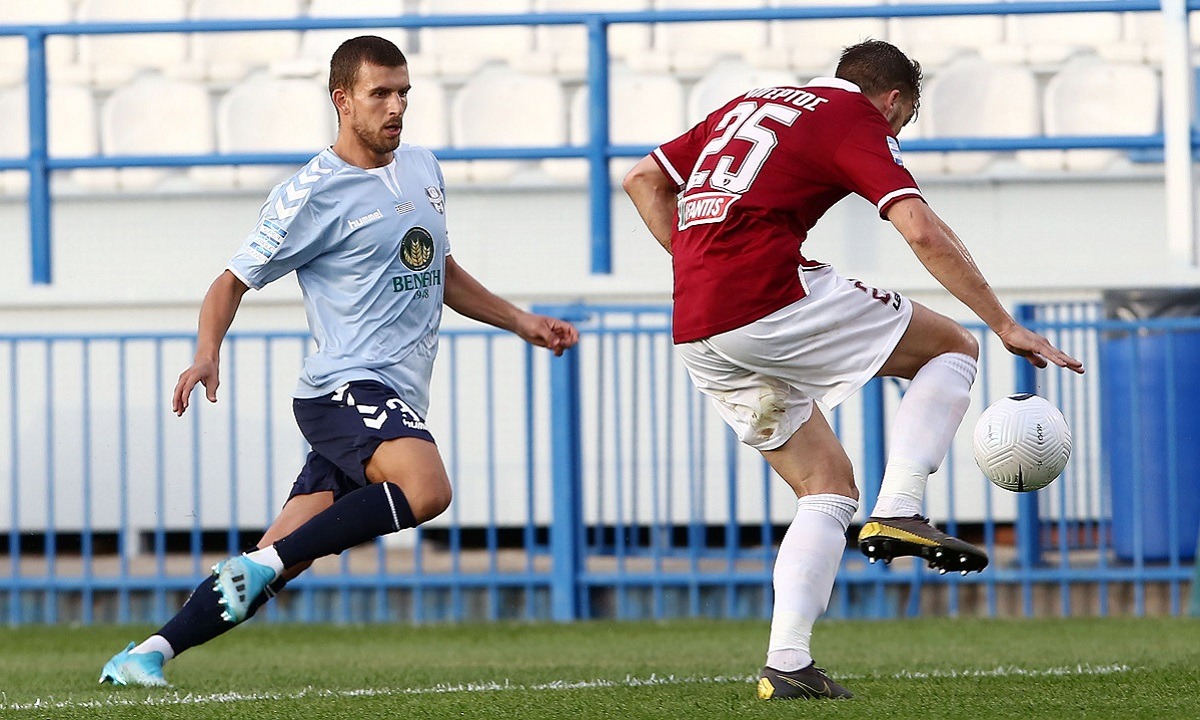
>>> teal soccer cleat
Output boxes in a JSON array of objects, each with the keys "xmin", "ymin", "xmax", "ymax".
[
  {"xmin": 212, "ymin": 554, "xmax": 276, "ymax": 624},
  {"xmin": 99, "ymin": 642, "xmax": 168, "ymax": 687}
]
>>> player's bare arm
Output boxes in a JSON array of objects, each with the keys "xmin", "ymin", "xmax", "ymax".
[
  {"xmin": 886, "ymin": 197, "xmax": 1084, "ymax": 374},
  {"xmin": 443, "ymin": 256, "xmax": 579, "ymax": 356},
  {"xmin": 172, "ymin": 270, "xmax": 250, "ymax": 416},
  {"xmin": 622, "ymin": 155, "xmax": 677, "ymax": 255}
]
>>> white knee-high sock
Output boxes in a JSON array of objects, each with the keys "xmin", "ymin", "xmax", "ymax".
[
  {"xmin": 766, "ymin": 493, "xmax": 858, "ymax": 672},
  {"xmin": 871, "ymin": 352, "xmax": 976, "ymax": 518}
]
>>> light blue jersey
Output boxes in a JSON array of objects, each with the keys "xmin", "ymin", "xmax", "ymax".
[{"xmin": 227, "ymin": 145, "xmax": 450, "ymax": 416}]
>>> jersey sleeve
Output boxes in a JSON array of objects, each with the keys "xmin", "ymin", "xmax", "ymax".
[
  {"xmin": 831, "ymin": 114, "xmax": 923, "ymax": 219},
  {"xmin": 651, "ymin": 116, "xmax": 712, "ymax": 191},
  {"xmin": 431, "ymin": 153, "xmax": 452, "ymax": 257},
  {"xmin": 226, "ymin": 186, "xmax": 331, "ymax": 290}
]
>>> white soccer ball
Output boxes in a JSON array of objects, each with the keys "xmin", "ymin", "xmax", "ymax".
[{"xmin": 972, "ymin": 393, "xmax": 1072, "ymax": 492}]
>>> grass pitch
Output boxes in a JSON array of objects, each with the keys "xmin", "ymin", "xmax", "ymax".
[{"xmin": 1, "ymin": 617, "xmax": 1197, "ymax": 719}]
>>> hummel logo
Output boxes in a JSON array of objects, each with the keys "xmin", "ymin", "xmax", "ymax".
[{"xmin": 348, "ymin": 209, "xmax": 384, "ymax": 230}]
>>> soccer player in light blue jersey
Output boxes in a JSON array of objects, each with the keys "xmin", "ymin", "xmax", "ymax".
[{"xmin": 100, "ymin": 36, "xmax": 578, "ymax": 687}]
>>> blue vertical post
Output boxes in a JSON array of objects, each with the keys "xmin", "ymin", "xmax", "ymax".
[
  {"xmin": 860, "ymin": 379, "xmax": 886, "ymax": 514},
  {"xmin": 860, "ymin": 378, "xmax": 889, "ymax": 616},
  {"xmin": 1014, "ymin": 304, "xmax": 1042, "ymax": 569},
  {"xmin": 549, "ymin": 339, "xmax": 584, "ymax": 621},
  {"xmin": 586, "ymin": 16, "xmax": 612, "ymax": 274},
  {"xmin": 27, "ymin": 30, "xmax": 51, "ymax": 285},
  {"xmin": 44, "ymin": 341, "xmax": 56, "ymax": 623}
]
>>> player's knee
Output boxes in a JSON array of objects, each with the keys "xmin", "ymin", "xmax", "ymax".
[
  {"xmin": 405, "ymin": 477, "xmax": 453, "ymax": 524},
  {"xmin": 954, "ymin": 328, "xmax": 980, "ymax": 360},
  {"xmin": 827, "ymin": 455, "xmax": 859, "ymax": 500},
  {"xmin": 801, "ymin": 451, "xmax": 858, "ymax": 500}
]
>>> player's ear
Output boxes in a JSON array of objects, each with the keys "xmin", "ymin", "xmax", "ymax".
[
  {"xmin": 884, "ymin": 88, "xmax": 902, "ymax": 114},
  {"xmin": 331, "ymin": 87, "xmax": 350, "ymax": 116}
]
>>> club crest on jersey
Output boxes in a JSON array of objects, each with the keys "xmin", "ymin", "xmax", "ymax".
[
  {"xmin": 887, "ymin": 136, "xmax": 904, "ymax": 167},
  {"xmin": 424, "ymin": 186, "xmax": 445, "ymax": 214},
  {"xmin": 400, "ymin": 226, "xmax": 435, "ymax": 271},
  {"xmin": 677, "ymin": 191, "xmax": 740, "ymax": 230}
]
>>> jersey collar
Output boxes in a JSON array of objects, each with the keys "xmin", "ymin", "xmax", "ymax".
[{"xmin": 804, "ymin": 77, "xmax": 861, "ymax": 94}]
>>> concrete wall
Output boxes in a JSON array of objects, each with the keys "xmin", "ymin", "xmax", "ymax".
[{"xmin": 0, "ymin": 170, "xmax": 1192, "ymax": 326}]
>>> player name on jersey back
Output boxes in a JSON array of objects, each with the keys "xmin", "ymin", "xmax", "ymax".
[{"xmin": 742, "ymin": 86, "xmax": 831, "ymax": 112}]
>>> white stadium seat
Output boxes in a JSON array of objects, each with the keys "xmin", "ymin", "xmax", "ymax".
[
  {"xmin": 1020, "ymin": 58, "xmax": 1159, "ymax": 172},
  {"xmin": 0, "ymin": 84, "xmax": 99, "ymax": 194},
  {"xmin": 1117, "ymin": 11, "xmax": 1200, "ymax": 65},
  {"xmin": 100, "ymin": 75, "xmax": 214, "ymax": 190},
  {"xmin": 208, "ymin": 75, "xmax": 334, "ymax": 190},
  {"xmin": 76, "ymin": 0, "xmax": 197, "ymax": 88},
  {"xmin": 536, "ymin": 0, "xmax": 654, "ymax": 77},
  {"xmin": 416, "ymin": 0, "xmax": 539, "ymax": 79},
  {"xmin": 687, "ymin": 61, "xmax": 799, "ymax": 125},
  {"xmin": 400, "ymin": 78, "xmax": 451, "ymax": 153},
  {"xmin": 398, "ymin": 77, "xmax": 465, "ymax": 193},
  {"xmin": 297, "ymin": 0, "xmax": 409, "ymax": 76},
  {"xmin": 888, "ymin": 0, "xmax": 1006, "ymax": 70},
  {"xmin": 768, "ymin": 0, "xmax": 887, "ymax": 75},
  {"xmin": 1004, "ymin": 4, "xmax": 1124, "ymax": 65},
  {"xmin": 0, "ymin": 86, "xmax": 22, "ymax": 193},
  {"xmin": 0, "ymin": 0, "xmax": 76, "ymax": 88},
  {"xmin": 451, "ymin": 67, "xmax": 566, "ymax": 182},
  {"xmin": 191, "ymin": 0, "xmax": 303, "ymax": 84},
  {"xmin": 924, "ymin": 58, "xmax": 1039, "ymax": 174},
  {"xmin": 654, "ymin": 0, "xmax": 771, "ymax": 76},
  {"xmin": 546, "ymin": 70, "xmax": 686, "ymax": 182}
]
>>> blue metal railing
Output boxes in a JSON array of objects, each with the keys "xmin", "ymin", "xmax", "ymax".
[
  {"xmin": 0, "ymin": 1, "xmax": 1189, "ymax": 283},
  {"xmin": 2, "ymin": 306, "xmax": 1199, "ymax": 623}
]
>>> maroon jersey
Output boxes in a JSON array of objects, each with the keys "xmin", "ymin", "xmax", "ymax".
[{"xmin": 652, "ymin": 77, "xmax": 923, "ymax": 343}]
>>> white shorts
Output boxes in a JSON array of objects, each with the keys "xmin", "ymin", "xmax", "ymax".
[{"xmin": 676, "ymin": 266, "xmax": 913, "ymax": 451}]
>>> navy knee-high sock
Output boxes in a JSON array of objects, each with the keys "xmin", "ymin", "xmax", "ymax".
[
  {"xmin": 274, "ymin": 482, "xmax": 417, "ymax": 569},
  {"xmin": 156, "ymin": 575, "xmax": 287, "ymax": 656}
]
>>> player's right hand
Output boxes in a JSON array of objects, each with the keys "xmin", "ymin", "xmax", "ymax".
[
  {"xmin": 172, "ymin": 358, "xmax": 219, "ymax": 416},
  {"xmin": 997, "ymin": 324, "xmax": 1085, "ymax": 374}
]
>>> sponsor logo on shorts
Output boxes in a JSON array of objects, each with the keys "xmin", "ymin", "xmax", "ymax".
[
  {"xmin": 677, "ymin": 191, "xmax": 740, "ymax": 230},
  {"xmin": 387, "ymin": 397, "xmax": 427, "ymax": 431},
  {"xmin": 851, "ymin": 278, "xmax": 903, "ymax": 311},
  {"xmin": 355, "ymin": 397, "xmax": 429, "ymax": 431}
]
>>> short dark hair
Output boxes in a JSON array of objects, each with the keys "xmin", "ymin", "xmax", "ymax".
[
  {"xmin": 835, "ymin": 39, "xmax": 922, "ymax": 117},
  {"xmin": 328, "ymin": 35, "xmax": 407, "ymax": 96}
]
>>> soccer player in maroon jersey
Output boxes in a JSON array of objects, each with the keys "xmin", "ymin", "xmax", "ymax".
[{"xmin": 623, "ymin": 40, "xmax": 1084, "ymax": 700}]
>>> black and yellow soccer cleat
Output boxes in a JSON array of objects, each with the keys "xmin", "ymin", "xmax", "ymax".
[
  {"xmin": 858, "ymin": 515, "xmax": 988, "ymax": 574},
  {"xmin": 757, "ymin": 663, "xmax": 853, "ymax": 700}
]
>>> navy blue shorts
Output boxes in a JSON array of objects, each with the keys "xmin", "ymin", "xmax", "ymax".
[{"xmin": 288, "ymin": 380, "xmax": 436, "ymax": 501}]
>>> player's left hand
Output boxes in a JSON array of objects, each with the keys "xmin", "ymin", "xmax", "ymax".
[
  {"xmin": 998, "ymin": 324, "xmax": 1085, "ymax": 374},
  {"xmin": 515, "ymin": 313, "xmax": 579, "ymax": 356}
]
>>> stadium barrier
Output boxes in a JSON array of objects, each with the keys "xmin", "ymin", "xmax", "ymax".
[
  {"xmin": 0, "ymin": 1, "xmax": 1189, "ymax": 285},
  {"xmin": 1, "ymin": 304, "xmax": 1196, "ymax": 625}
]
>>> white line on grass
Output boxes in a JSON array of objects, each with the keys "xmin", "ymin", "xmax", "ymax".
[{"xmin": 0, "ymin": 663, "xmax": 1132, "ymax": 712}]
